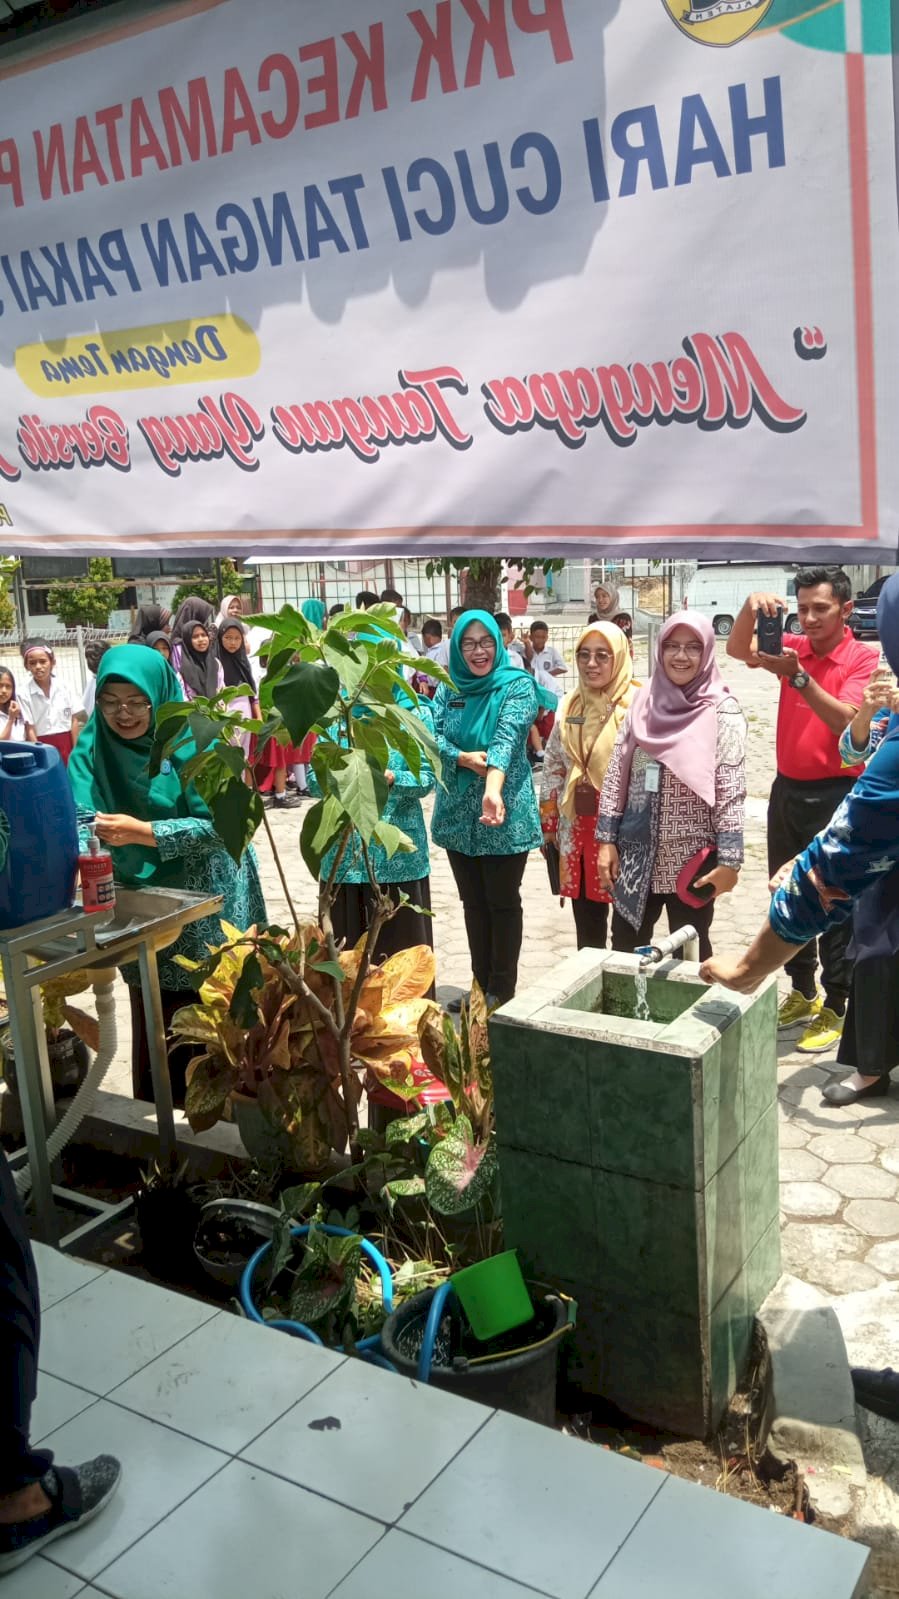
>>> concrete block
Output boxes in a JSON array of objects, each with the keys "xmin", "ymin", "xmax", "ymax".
[{"xmin": 758, "ymin": 1273, "xmax": 866, "ymax": 1535}]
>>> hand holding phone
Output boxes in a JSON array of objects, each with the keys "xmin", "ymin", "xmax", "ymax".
[{"xmin": 756, "ymin": 607, "xmax": 784, "ymax": 656}]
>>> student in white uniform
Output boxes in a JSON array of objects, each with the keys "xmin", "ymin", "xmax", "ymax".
[
  {"xmin": 0, "ymin": 666, "xmax": 35, "ymax": 743},
  {"xmin": 17, "ymin": 642, "xmax": 76, "ymax": 764}
]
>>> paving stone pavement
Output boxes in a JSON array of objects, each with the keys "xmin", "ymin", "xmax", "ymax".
[{"xmin": 99, "ymin": 644, "xmax": 899, "ymax": 1299}]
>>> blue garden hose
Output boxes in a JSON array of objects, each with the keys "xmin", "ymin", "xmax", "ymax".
[
  {"xmin": 417, "ymin": 1280, "xmax": 455, "ymax": 1383},
  {"xmin": 239, "ymin": 1223, "xmax": 394, "ymax": 1356}
]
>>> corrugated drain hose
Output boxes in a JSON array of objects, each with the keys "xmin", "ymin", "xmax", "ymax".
[{"xmin": 13, "ymin": 979, "xmax": 118, "ymax": 1197}]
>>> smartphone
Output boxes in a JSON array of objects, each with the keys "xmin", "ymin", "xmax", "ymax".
[{"xmin": 756, "ymin": 608, "xmax": 784, "ymax": 656}]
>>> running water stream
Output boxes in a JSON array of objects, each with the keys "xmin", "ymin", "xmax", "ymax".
[{"xmin": 634, "ymin": 971, "xmax": 651, "ymax": 1021}]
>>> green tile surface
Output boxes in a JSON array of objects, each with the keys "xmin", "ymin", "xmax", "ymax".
[
  {"xmin": 585, "ymin": 1040, "xmax": 696, "ymax": 1187},
  {"xmin": 741, "ymin": 982, "xmax": 778, "ymax": 1133},
  {"xmin": 601, "ymin": 971, "xmax": 699, "ymax": 1025},
  {"xmin": 742, "ymin": 1102, "xmax": 780, "ymax": 1257},
  {"xmin": 491, "ymin": 1023, "xmax": 591, "ymax": 1165},
  {"xmin": 710, "ymin": 1268, "xmax": 753, "ymax": 1428},
  {"xmin": 499, "ymin": 1147, "xmax": 599, "ymax": 1287},
  {"xmin": 595, "ymin": 1169, "xmax": 699, "ymax": 1317}
]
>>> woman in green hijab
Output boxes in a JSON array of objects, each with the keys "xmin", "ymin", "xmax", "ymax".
[
  {"xmin": 431, "ymin": 610, "xmax": 544, "ymax": 1005},
  {"xmin": 69, "ymin": 646, "xmax": 266, "ymax": 1102}
]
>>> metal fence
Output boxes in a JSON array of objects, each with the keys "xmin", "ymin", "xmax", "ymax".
[{"xmin": 0, "ymin": 627, "xmax": 130, "ymax": 702}]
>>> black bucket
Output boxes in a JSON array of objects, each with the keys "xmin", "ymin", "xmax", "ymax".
[{"xmin": 380, "ymin": 1287, "xmax": 570, "ymax": 1426}]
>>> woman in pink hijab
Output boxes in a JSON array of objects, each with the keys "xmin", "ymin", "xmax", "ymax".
[{"xmin": 596, "ymin": 613, "xmax": 747, "ymax": 960}]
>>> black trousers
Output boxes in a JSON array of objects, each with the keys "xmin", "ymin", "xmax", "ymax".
[
  {"xmin": 612, "ymin": 894, "xmax": 716, "ymax": 962},
  {"xmin": 767, "ymin": 773, "xmax": 855, "ymax": 1009},
  {"xmin": 330, "ymin": 877, "xmax": 435, "ymax": 998},
  {"xmin": 0, "ymin": 1147, "xmax": 54, "ymax": 1493},
  {"xmin": 838, "ymin": 954, "xmax": 899, "ymax": 1079},
  {"xmin": 446, "ymin": 851, "xmax": 529, "ymax": 1004},
  {"xmin": 571, "ymin": 890, "xmax": 610, "ymax": 951}
]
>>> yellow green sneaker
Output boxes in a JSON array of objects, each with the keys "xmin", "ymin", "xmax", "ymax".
[
  {"xmin": 796, "ymin": 1006, "xmax": 844, "ymax": 1054},
  {"xmin": 777, "ymin": 990, "xmax": 821, "ymax": 1031}
]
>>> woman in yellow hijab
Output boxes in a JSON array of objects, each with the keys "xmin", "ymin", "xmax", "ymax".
[{"xmin": 540, "ymin": 622, "xmax": 638, "ymax": 948}]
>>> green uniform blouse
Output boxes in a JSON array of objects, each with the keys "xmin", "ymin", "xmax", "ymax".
[{"xmin": 430, "ymin": 676, "xmax": 542, "ymax": 857}]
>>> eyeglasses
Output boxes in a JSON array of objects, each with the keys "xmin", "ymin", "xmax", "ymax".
[
  {"xmin": 98, "ymin": 696, "xmax": 152, "ymax": 717},
  {"xmin": 576, "ymin": 650, "xmax": 614, "ymax": 665},
  {"xmin": 662, "ymin": 642, "xmax": 703, "ymax": 659},
  {"xmin": 460, "ymin": 637, "xmax": 496, "ymax": 656}
]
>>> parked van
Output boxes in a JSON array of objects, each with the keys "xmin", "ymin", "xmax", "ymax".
[{"xmin": 682, "ymin": 565, "xmax": 799, "ymax": 639}]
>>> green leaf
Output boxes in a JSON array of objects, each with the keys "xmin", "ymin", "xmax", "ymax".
[
  {"xmin": 209, "ymin": 781, "xmax": 262, "ymax": 866},
  {"xmin": 425, "ymin": 1128, "xmax": 498, "ymax": 1216},
  {"xmin": 321, "ymin": 637, "xmax": 367, "ymax": 698},
  {"xmin": 184, "ymin": 710, "xmax": 221, "ymax": 753},
  {"xmin": 380, "ymin": 701, "xmax": 441, "ymax": 783},
  {"xmin": 328, "ymin": 749, "xmax": 387, "ymax": 845},
  {"xmin": 230, "ymin": 951, "xmax": 263, "ymax": 1029},
  {"xmin": 382, "ymin": 1175, "xmax": 427, "ymax": 1210},
  {"xmin": 372, "ymin": 821, "xmax": 415, "ymax": 859},
  {"xmin": 258, "ymin": 647, "xmax": 296, "ymax": 711},
  {"xmin": 308, "ymin": 959, "xmax": 345, "ymax": 983},
  {"xmin": 385, "ymin": 1112, "xmax": 429, "ymax": 1146},
  {"xmin": 273, "ymin": 662, "xmax": 339, "ymax": 743},
  {"xmin": 351, "ymin": 718, "xmax": 389, "ymax": 769},
  {"xmin": 300, "ymin": 797, "xmax": 347, "ymax": 880},
  {"xmin": 279, "ymin": 1181, "xmax": 321, "ymax": 1219}
]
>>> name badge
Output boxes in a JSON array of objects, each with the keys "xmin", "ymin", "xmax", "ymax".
[
  {"xmin": 643, "ymin": 761, "xmax": 661, "ymax": 794},
  {"xmin": 449, "ymin": 698, "xmax": 466, "ymax": 709},
  {"xmin": 565, "ymin": 715, "xmax": 586, "ymax": 726}
]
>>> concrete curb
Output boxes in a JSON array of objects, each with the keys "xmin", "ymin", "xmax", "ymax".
[{"xmin": 757, "ymin": 1274, "xmax": 867, "ymax": 1536}]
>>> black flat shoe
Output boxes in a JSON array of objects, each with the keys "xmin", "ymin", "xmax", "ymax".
[{"xmin": 822, "ymin": 1076, "xmax": 891, "ymax": 1106}]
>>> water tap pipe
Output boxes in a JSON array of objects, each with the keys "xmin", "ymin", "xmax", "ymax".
[{"xmin": 635, "ymin": 926, "xmax": 699, "ymax": 971}]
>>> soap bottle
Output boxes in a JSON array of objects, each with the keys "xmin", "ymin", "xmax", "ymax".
[{"xmin": 78, "ymin": 824, "xmax": 116, "ymax": 914}]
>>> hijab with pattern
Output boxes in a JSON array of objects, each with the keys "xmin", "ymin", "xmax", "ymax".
[
  {"xmin": 558, "ymin": 623, "xmax": 638, "ymax": 820},
  {"xmin": 68, "ymin": 645, "xmax": 209, "ymax": 887}
]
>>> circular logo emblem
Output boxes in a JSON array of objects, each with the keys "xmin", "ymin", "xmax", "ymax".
[{"xmin": 662, "ymin": 0, "xmax": 775, "ymax": 46}]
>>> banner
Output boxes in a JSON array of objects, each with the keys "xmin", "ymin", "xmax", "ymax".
[{"xmin": 0, "ymin": 0, "xmax": 896, "ymax": 560}]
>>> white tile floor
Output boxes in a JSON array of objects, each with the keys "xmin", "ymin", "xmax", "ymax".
[{"xmin": 9, "ymin": 1243, "xmax": 869, "ymax": 1599}]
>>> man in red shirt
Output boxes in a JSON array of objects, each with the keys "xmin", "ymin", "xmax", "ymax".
[{"xmin": 727, "ymin": 567, "xmax": 877, "ymax": 1051}]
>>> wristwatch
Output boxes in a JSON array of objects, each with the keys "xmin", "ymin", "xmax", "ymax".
[{"xmin": 790, "ymin": 669, "xmax": 811, "ymax": 691}]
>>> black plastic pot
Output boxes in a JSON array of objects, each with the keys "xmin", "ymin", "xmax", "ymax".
[
  {"xmin": 380, "ymin": 1287, "xmax": 569, "ymax": 1426},
  {"xmin": 193, "ymin": 1199, "xmax": 280, "ymax": 1290},
  {"xmin": 1, "ymin": 1028, "xmax": 89, "ymax": 1099}
]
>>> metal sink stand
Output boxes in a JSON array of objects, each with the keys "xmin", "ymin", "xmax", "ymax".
[{"xmin": 1, "ymin": 887, "xmax": 222, "ymax": 1249}]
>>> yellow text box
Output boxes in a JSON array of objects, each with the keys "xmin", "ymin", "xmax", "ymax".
[{"xmin": 15, "ymin": 315, "xmax": 260, "ymax": 398}]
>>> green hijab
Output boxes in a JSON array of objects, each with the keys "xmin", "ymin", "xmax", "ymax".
[
  {"xmin": 447, "ymin": 610, "xmax": 542, "ymax": 784},
  {"xmin": 301, "ymin": 598, "xmax": 327, "ymax": 629},
  {"xmin": 68, "ymin": 645, "xmax": 209, "ymax": 886}
]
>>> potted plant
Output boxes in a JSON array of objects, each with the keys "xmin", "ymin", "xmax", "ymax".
[
  {"xmin": 364, "ymin": 985, "xmax": 501, "ymax": 1264},
  {"xmin": 171, "ymin": 931, "xmax": 440, "ymax": 1175},
  {"xmin": 151, "ymin": 601, "xmax": 451, "ymax": 1166},
  {"xmin": 0, "ymin": 963, "xmax": 114, "ymax": 1101}
]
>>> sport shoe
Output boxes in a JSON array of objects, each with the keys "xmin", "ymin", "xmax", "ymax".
[
  {"xmin": 796, "ymin": 1006, "xmax": 844, "ymax": 1053},
  {"xmin": 777, "ymin": 990, "xmax": 820, "ymax": 1030},
  {"xmin": 0, "ymin": 1456, "xmax": 121, "ymax": 1574}
]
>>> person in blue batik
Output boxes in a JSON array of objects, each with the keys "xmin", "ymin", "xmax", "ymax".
[{"xmin": 701, "ymin": 572, "xmax": 899, "ymax": 1108}]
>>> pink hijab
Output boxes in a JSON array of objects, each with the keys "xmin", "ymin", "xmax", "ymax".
[{"xmin": 617, "ymin": 612, "xmax": 729, "ymax": 807}]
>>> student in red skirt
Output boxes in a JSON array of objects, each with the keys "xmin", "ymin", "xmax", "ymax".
[{"xmin": 17, "ymin": 643, "xmax": 76, "ymax": 764}]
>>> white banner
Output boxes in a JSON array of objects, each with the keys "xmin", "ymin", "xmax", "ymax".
[{"xmin": 0, "ymin": 0, "xmax": 896, "ymax": 560}]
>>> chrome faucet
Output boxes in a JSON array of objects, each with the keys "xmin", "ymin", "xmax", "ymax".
[{"xmin": 635, "ymin": 926, "xmax": 699, "ymax": 971}]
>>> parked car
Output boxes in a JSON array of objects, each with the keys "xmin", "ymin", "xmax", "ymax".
[
  {"xmin": 682, "ymin": 564, "xmax": 800, "ymax": 638},
  {"xmin": 849, "ymin": 575, "xmax": 888, "ymax": 641}
]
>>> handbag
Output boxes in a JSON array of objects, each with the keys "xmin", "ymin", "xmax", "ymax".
[
  {"xmin": 676, "ymin": 847, "xmax": 718, "ymax": 907},
  {"xmin": 574, "ymin": 779, "xmax": 599, "ymax": 817}
]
